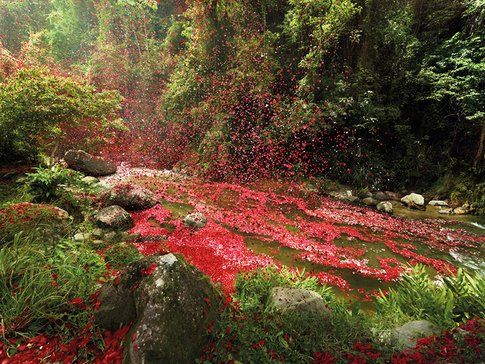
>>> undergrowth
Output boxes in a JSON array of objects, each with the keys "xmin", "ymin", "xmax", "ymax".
[{"xmin": 204, "ymin": 266, "xmax": 485, "ymax": 363}]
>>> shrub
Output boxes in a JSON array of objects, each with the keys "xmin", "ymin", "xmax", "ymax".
[
  {"xmin": 0, "ymin": 67, "xmax": 123, "ymax": 162},
  {"xmin": 23, "ymin": 164, "xmax": 100, "ymax": 218}
]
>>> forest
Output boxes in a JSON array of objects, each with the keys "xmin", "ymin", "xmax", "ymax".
[{"xmin": 0, "ymin": 0, "xmax": 484, "ymax": 363}]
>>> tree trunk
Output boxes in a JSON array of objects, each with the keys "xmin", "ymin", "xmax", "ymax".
[{"xmin": 474, "ymin": 123, "xmax": 485, "ymax": 169}]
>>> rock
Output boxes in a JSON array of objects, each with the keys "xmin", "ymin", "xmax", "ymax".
[
  {"xmin": 104, "ymin": 231, "xmax": 117, "ymax": 242},
  {"xmin": 74, "ymin": 232, "xmax": 92, "ymax": 242},
  {"xmin": 95, "ymin": 206, "xmax": 134, "ymax": 230},
  {"xmin": 120, "ymin": 232, "xmax": 142, "ymax": 242},
  {"xmin": 92, "ymin": 228, "xmax": 104, "ymax": 238},
  {"xmin": 82, "ymin": 176, "xmax": 100, "ymax": 184},
  {"xmin": 373, "ymin": 191, "xmax": 388, "ymax": 201},
  {"xmin": 439, "ymin": 208, "xmax": 453, "ymax": 215},
  {"xmin": 391, "ymin": 320, "xmax": 440, "ymax": 350},
  {"xmin": 183, "ymin": 212, "xmax": 207, "ymax": 229},
  {"xmin": 377, "ymin": 201, "xmax": 393, "ymax": 214},
  {"xmin": 64, "ymin": 150, "xmax": 117, "ymax": 177},
  {"xmin": 428, "ymin": 200, "xmax": 448, "ymax": 207},
  {"xmin": 385, "ymin": 191, "xmax": 401, "ymax": 201},
  {"xmin": 330, "ymin": 191, "xmax": 360, "ymax": 203},
  {"xmin": 95, "ymin": 254, "xmax": 222, "ymax": 364},
  {"xmin": 107, "ymin": 183, "xmax": 157, "ymax": 211},
  {"xmin": 401, "ymin": 193, "xmax": 425, "ymax": 210},
  {"xmin": 363, "ymin": 197, "xmax": 379, "ymax": 206},
  {"xmin": 268, "ymin": 287, "xmax": 330, "ymax": 315},
  {"xmin": 454, "ymin": 203, "xmax": 470, "ymax": 215}
]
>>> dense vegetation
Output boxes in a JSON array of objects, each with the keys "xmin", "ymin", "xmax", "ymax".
[{"xmin": 0, "ymin": 0, "xmax": 483, "ymax": 193}]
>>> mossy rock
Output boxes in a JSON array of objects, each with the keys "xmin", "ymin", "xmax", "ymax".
[
  {"xmin": 94, "ymin": 254, "xmax": 222, "ymax": 364},
  {"xmin": 0, "ymin": 202, "xmax": 71, "ymax": 243}
]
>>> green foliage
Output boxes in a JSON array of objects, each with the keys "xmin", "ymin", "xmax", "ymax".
[
  {"xmin": 24, "ymin": 165, "xmax": 86, "ymax": 202},
  {"xmin": 0, "ymin": 233, "xmax": 105, "ymax": 337},
  {"xmin": 375, "ymin": 265, "xmax": 485, "ymax": 329},
  {"xmin": 23, "ymin": 164, "xmax": 100, "ymax": 218},
  {"xmin": 0, "ymin": 67, "xmax": 122, "ymax": 162},
  {"xmin": 104, "ymin": 242, "xmax": 143, "ymax": 270}
]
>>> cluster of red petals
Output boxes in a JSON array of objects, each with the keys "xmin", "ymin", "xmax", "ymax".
[
  {"xmin": 127, "ymin": 176, "xmax": 484, "ymax": 295},
  {"xmin": 0, "ymin": 325, "xmax": 130, "ymax": 364}
]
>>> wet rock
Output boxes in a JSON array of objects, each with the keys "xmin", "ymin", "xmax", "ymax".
[
  {"xmin": 428, "ymin": 200, "xmax": 448, "ymax": 207},
  {"xmin": 391, "ymin": 320, "xmax": 440, "ymax": 350},
  {"xmin": 122, "ymin": 254, "xmax": 221, "ymax": 364},
  {"xmin": 363, "ymin": 197, "xmax": 379, "ymax": 206},
  {"xmin": 373, "ymin": 191, "xmax": 388, "ymax": 201},
  {"xmin": 401, "ymin": 193, "xmax": 425, "ymax": 210},
  {"xmin": 64, "ymin": 150, "xmax": 117, "ymax": 176},
  {"xmin": 183, "ymin": 212, "xmax": 207, "ymax": 229},
  {"xmin": 377, "ymin": 201, "xmax": 393, "ymax": 214},
  {"xmin": 454, "ymin": 203, "xmax": 470, "ymax": 215},
  {"xmin": 95, "ymin": 206, "xmax": 134, "ymax": 230},
  {"xmin": 268, "ymin": 287, "xmax": 330, "ymax": 315},
  {"xmin": 438, "ymin": 208, "xmax": 453, "ymax": 215},
  {"xmin": 107, "ymin": 183, "xmax": 157, "ymax": 211}
]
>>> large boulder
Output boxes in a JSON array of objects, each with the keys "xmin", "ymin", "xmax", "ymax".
[
  {"xmin": 391, "ymin": 320, "xmax": 440, "ymax": 350},
  {"xmin": 401, "ymin": 193, "xmax": 425, "ymax": 210},
  {"xmin": 268, "ymin": 287, "xmax": 330, "ymax": 315},
  {"xmin": 95, "ymin": 254, "xmax": 221, "ymax": 364},
  {"xmin": 183, "ymin": 212, "xmax": 207, "ymax": 229},
  {"xmin": 107, "ymin": 183, "xmax": 157, "ymax": 211},
  {"xmin": 95, "ymin": 205, "xmax": 134, "ymax": 230},
  {"xmin": 64, "ymin": 150, "xmax": 117, "ymax": 176},
  {"xmin": 377, "ymin": 201, "xmax": 393, "ymax": 214}
]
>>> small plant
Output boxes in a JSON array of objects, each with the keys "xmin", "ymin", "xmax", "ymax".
[
  {"xmin": 22, "ymin": 164, "xmax": 100, "ymax": 218},
  {"xmin": 375, "ymin": 265, "xmax": 485, "ymax": 329},
  {"xmin": 24, "ymin": 164, "xmax": 86, "ymax": 202}
]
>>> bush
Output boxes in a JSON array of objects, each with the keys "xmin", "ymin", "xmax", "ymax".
[
  {"xmin": 0, "ymin": 67, "xmax": 123, "ymax": 162},
  {"xmin": 23, "ymin": 164, "xmax": 100, "ymax": 218}
]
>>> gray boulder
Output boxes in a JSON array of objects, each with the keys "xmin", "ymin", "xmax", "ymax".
[
  {"xmin": 363, "ymin": 197, "xmax": 379, "ymax": 206},
  {"xmin": 268, "ymin": 287, "xmax": 330, "ymax": 315},
  {"xmin": 107, "ymin": 183, "xmax": 157, "ymax": 211},
  {"xmin": 95, "ymin": 255, "xmax": 221, "ymax": 364},
  {"xmin": 377, "ymin": 201, "xmax": 393, "ymax": 214},
  {"xmin": 373, "ymin": 191, "xmax": 389, "ymax": 201},
  {"xmin": 428, "ymin": 200, "xmax": 448, "ymax": 207},
  {"xmin": 64, "ymin": 150, "xmax": 117, "ymax": 176},
  {"xmin": 183, "ymin": 212, "xmax": 207, "ymax": 229},
  {"xmin": 95, "ymin": 206, "xmax": 134, "ymax": 230},
  {"xmin": 385, "ymin": 191, "xmax": 401, "ymax": 201},
  {"xmin": 454, "ymin": 203, "xmax": 471, "ymax": 215},
  {"xmin": 401, "ymin": 193, "xmax": 425, "ymax": 210},
  {"xmin": 391, "ymin": 320, "xmax": 440, "ymax": 350}
]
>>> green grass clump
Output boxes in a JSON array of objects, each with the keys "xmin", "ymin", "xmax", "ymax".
[{"xmin": 0, "ymin": 233, "xmax": 106, "ymax": 338}]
